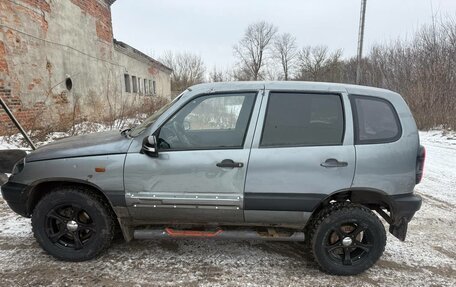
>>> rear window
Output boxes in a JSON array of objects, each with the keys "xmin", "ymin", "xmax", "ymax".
[
  {"xmin": 350, "ymin": 95, "xmax": 401, "ymax": 144},
  {"xmin": 261, "ymin": 93, "xmax": 344, "ymax": 147}
]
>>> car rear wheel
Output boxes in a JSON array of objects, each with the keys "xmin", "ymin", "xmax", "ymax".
[
  {"xmin": 310, "ymin": 202, "xmax": 386, "ymax": 275},
  {"xmin": 31, "ymin": 186, "xmax": 115, "ymax": 261}
]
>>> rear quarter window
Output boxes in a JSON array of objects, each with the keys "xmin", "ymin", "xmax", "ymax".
[{"xmin": 350, "ymin": 95, "xmax": 402, "ymax": 144}]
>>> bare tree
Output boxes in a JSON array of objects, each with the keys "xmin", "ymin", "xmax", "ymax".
[
  {"xmin": 209, "ymin": 66, "xmax": 232, "ymax": 82},
  {"xmin": 233, "ymin": 21, "xmax": 278, "ymax": 80},
  {"xmin": 295, "ymin": 46, "xmax": 343, "ymax": 82},
  {"xmin": 160, "ymin": 51, "xmax": 206, "ymax": 92},
  {"xmin": 366, "ymin": 19, "xmax": 456, "ymax": 129},
  {"xmin": 273, "ymin": 33, "xmax": 298, "ymax": 80}
]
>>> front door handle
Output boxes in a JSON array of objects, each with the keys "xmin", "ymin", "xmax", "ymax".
[
  {"xmin": 320, "ymin": 158, "xmax": 348, "ymax": 168},
  {"xmin": 216, "ymin": 159, "xmax": 244, "ymax": 168}
]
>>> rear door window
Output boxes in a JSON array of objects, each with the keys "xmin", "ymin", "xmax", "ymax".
[
  {"xmin": 350, "ymin": 95, "xmax": 401, "ymax": 144},
  {"xmin": 260, "ymin": 93, "xmax": 344, "ymax": 147}
]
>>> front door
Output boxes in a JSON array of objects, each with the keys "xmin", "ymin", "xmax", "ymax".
[
  {"xmin": 244, "ymin": 91, "xmax": 356, "ymax": 224},
  {"xmin": 124, "ymin": 91, "xmax": 261, "ymax": 223}
]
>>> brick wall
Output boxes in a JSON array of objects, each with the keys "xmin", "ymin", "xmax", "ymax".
[
  {"xmin": 70, "ymin": 0, "xmax": 113, "ymax": 42},
  {"xmin": 0, "ymin": 87, "xmax": 46, "ymax": 135},
  {"xmin": 0, "ymin": 0, "xmax": 106, "ymax": 136},
  {"xmin": 0, "ymin": 88, "xmax": 16, "ymax": 134},
  {"xmin": 0, "ymin": 0, "xmax": 171, "ymax": 136},
  {"xmin": 0, "ymin": 41, "xmax": 9, "ymax": 74},
  {"xmin": 21, "ymin": 0, "xmax": 51, "ymax": 12}
]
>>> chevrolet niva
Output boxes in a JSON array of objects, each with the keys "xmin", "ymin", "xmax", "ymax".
[{"xmin": 1, "ymin": 82, "xmax": 424, "ymax": 275}]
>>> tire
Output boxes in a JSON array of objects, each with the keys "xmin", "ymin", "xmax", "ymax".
[
  {"xmin": 310, "ymin": 202, "xmax": 386, "ymax": 275},
  {"xmin": 31, "ymin": 186, "xmax": 115, "ymax": 261}
]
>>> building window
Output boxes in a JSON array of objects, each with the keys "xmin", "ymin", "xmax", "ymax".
[
  {"xmin": 124, "ymin": 74, "xmax": 131, "ymax": 93},
  {"xmin": 153, "ymin": 80, "xmax": 156, "ymax": 95},
  {"xmin": 149, "ymin": 80, "xmax": 153, "ymax": 95},
  {"xmin": 144, "ymin": 79, "xmax": 148, "ymax": 95},
  {"xmin": 132, "ymin": 76, "xmax": 137, "ymax": 93},
  {"xmin": 138, "ymin": 77, "xmax": 142, "ymax": 94}
]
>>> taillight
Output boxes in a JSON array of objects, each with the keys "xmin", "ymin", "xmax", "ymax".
[{"xmin": 416, "ymin": 145, "xmax": 426, "ymax": 184}]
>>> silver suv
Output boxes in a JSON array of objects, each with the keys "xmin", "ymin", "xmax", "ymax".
[{"xmin": 2, "ymin": 82, "xmax": 424, "ymax": 275}]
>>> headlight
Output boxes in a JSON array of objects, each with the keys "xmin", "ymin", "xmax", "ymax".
[{"xmin": 12, "ymin": 159, "xmax": 25, "ymax": 175}]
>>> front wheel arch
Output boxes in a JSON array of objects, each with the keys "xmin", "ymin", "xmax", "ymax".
[{"xmin": 26, "ymin": 179, "xmax": 117, "ymax": 220}]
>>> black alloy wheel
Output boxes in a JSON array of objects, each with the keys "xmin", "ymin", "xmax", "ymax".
[
  {"xmin": 32, "ymin": 186, "xmax": 115, "ymax": 261},
  {"xmin": 44, "ymin": 204, "xmax": 97, "ymax": 250},
  {"xmin": 310, "ymin": 203, "xmax": 386, "ymax": 275},
  {"xmin": 324, "ymin": 222, "xmax": 373, "ymax": 266}
]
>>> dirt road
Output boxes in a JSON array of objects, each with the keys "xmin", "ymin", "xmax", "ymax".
[{"xmin": 1, "ymin": 131, "xmax": 455, "ymax": 286}]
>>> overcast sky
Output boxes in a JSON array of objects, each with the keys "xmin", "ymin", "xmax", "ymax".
[{"xmin": 111, "ymin": 0, "xmax": 456, "ymax": 69}]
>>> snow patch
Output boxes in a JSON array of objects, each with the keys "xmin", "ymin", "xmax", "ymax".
[
  {"xmin": 0, "ymin": 118, "xmax": 143, "ymax": 150},
  {"xmin": 0, "ymin": 193, "xmax": 31, "ymax": 238}
]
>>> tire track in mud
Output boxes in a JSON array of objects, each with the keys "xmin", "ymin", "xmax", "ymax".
[
  {"xmin": 377, "ymin": 259, "xmax": 456, "ymax": 280},
  {"xmin": 418, "ymin": 192, "xmax": 455, "ymax": 210},
  {"xmin": 432, "ymin": 246, "xmax": 456, "ymax": 260}
]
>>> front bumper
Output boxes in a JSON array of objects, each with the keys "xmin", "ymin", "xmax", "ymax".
[
  {"xmin": 1, "ymin": 181, "xmax": 29, "ymax": 217},
  {"xmin": 388, "ymin": 193, "xmax": 422, "ymax": 241}
]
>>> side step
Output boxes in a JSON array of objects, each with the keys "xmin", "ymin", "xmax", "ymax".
[{"xmin": 134, "ymin": 227, "xmax": 305, "ymax": 242}]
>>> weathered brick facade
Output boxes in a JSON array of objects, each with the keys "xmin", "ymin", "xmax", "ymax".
[
  {"xmin": 0, "ymin": 0, "xmax": 172, "ymax": 135},
  {"xmin": 70, "ymin": 0, "xmax": 113, "ymax": 43}
]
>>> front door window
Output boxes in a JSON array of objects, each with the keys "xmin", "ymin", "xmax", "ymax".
[{"xmin": 158, "ymin": 93, "xmax": 257, "ymax": 150}]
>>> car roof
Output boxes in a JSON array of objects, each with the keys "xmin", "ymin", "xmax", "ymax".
[{"xmin": 187, "ymin": 81, "xmax": 400, "ymax": 99}]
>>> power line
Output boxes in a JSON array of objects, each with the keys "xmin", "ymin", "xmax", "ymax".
[
  {"xmin": 0, "ymin": 24, "xmax": 126, "ymax": 70},
  {"xmin": 356, "ymin": 0, "xmax": 367, "ymax": 85}
]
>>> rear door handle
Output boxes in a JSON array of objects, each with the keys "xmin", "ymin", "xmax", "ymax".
[
  {"xmin": 320, "ymin": 158, "xmax": 348, "ymax": 168},
  {"xmin": 216, "ymin": 159, "xmax": 244, "ymax": 168}
]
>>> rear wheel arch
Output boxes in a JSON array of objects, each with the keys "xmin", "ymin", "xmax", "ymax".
[{"xmin": 306, "ymin": 188, "xmax": 395, "ymax": 231}]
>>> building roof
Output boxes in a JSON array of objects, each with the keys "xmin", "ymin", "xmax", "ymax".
[
  {"xmin": 106, "ymin": 0, "xmax": 116, "ymax": 6},
  {"xmin": 113, "ymin": 39, "xmax": 173, "ymax": 73}
]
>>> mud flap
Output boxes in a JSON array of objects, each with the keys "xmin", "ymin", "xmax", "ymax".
[{"xmin": 389, "ymin": 218, "xmax": 408, "ymax": 241}]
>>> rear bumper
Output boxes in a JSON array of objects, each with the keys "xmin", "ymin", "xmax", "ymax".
[
  {"xmin": 390, "ymin": 193, "xmax": 422, "ymax": 221},
  {"xmin": 1, "ymin": 181, "xmax": 29, "ymax": 217},
  {"xmin": 388, "ymin": 193, "xmax": 422, "ymax": 241}
]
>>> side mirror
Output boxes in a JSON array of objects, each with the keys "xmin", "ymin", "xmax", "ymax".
[{"xmin": 142, "ymin": 135, "xmax": 158, "ymax": 157}]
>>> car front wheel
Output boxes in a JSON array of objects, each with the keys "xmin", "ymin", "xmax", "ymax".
[{"xmin": 31, "ymin": 186, "xmax": 115, "ymax": 261}]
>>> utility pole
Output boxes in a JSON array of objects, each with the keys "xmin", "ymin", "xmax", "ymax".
[{"xmin": 356, "ymin": 0, "xmax": 367, "ymax": 84}]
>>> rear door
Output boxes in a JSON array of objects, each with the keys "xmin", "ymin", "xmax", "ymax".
[{"xmin": 244, "ymin": 91, "xmax": 355, "ymax": 224}]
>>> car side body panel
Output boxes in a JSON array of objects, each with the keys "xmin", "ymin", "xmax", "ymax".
[
  {"xmin": 8, "ymin": 154, "xmax": 127, "ymax": 213},
  {"xmin": 346, "ymin": 86, "xmax": 420, "ymax": 195}
]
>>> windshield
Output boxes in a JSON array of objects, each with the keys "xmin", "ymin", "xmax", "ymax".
[{"xmin": 128, "ymin": 90, "xmax": 187, "ymax": 137}]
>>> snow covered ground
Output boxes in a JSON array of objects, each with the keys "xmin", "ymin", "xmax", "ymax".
[
  {"xmin": 0, "ymin": 119, "xmax": 142, "ymax": 150},
  {"xmin": 0, "ymin": 130, "xmax": 455, "ymax": 286}
]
